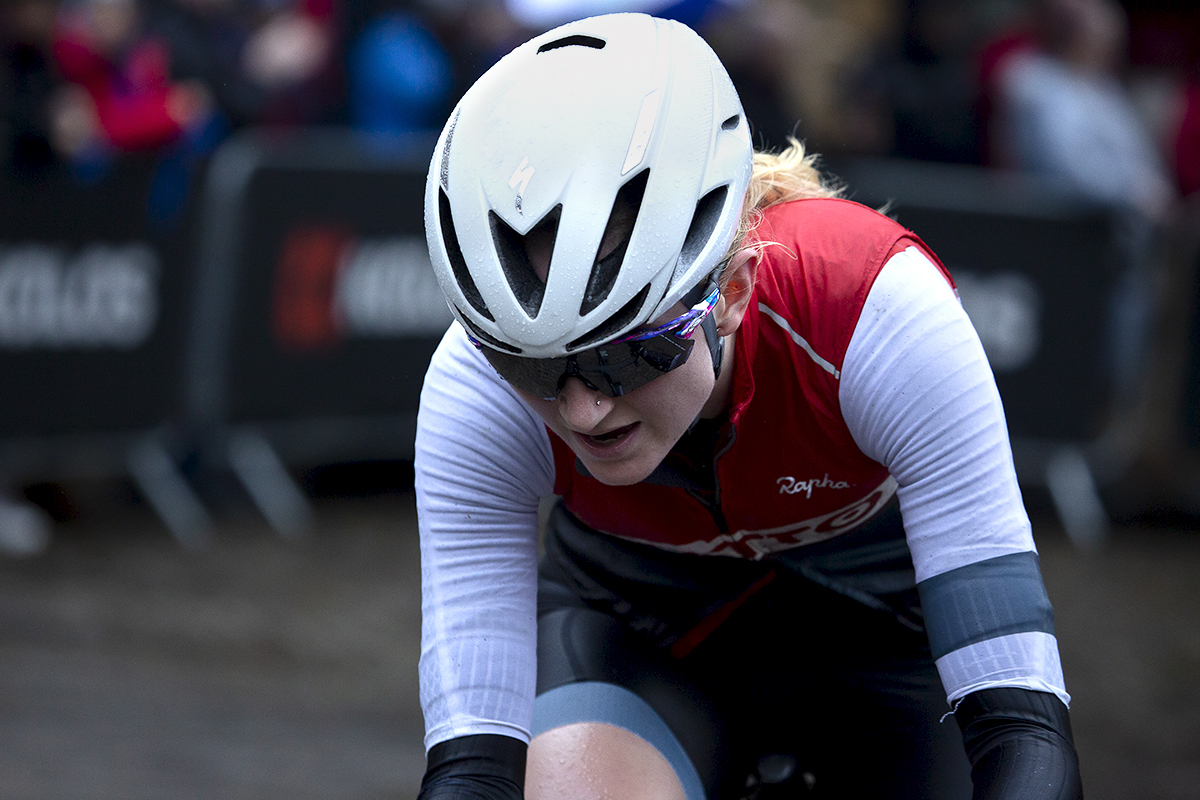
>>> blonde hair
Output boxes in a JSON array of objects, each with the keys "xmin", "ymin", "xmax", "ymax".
[{"xmin": 721, "ymin": 138, "xmax": 843, "ymax": 281}]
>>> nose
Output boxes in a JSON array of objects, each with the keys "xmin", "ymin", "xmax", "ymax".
[{"xmin": 556, "ymin": 377, "xmax": 610, "ymax": 432}]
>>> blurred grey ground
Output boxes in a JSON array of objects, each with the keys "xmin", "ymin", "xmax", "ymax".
[
  {"xmin": 0, "ymin": 489, "xmax": 427, "ymax": 800},
  {"xmin": 0, "ymin": 487, "xmax": 1197, "ymax": 800}
]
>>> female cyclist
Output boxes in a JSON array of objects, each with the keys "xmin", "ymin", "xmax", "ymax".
[{"xmin": 414, "ymin": 13, "xmax": 1083, "ymax": 800}]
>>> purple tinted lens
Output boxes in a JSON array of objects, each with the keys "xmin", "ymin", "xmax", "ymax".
[
  {"xmin": 478, "ymin": 330, "xmax": 696, "ymax": 398},
  {"xmin": 473, "ymin": 279, "xmax": 718, "ymax": 398}
]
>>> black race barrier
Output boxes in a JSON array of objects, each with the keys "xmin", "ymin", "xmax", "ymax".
[
  {"xmin": 185, "ymin": 128, "xmax": 447, "ymax": 535},
  {"xmin": 1182, "ymin": 231, "xmax": 1200, "ymax": 455},
  {"xmin": 830, "ymin": 157, "xmax": 1133, "ymax": 546},
  {"xmin": 3, "ymin": 143, "xmax": 1154, "ymax": 548},
  {"xmin": 0, "ymin": 161, "xmax": 209, "ymax": 549},
  {"xmin": 1164, "ymin": 202, "xmax": 1200, "ymax": 505}
]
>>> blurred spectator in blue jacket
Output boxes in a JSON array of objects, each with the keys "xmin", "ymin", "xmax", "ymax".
[
  {"xmin": 502, "ymin": 0, "xmax": 716, "ymax": 32},
  {"xmin": 346, "ymin": 1, "xmax": 452, "ymax": 137}
]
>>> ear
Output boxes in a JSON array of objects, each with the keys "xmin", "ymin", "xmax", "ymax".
[{"xmin": 715, "ymin": 248, "xmax": 758, "ymax": 337}]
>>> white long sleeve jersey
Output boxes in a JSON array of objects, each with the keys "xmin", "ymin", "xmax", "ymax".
[{"xmin": 415, "ymin": 199, "xmax": 1069, "ymax": 752}]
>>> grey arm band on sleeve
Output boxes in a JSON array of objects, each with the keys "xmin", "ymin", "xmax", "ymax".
[
  {"xmin": 955, "ymin": 687, "xmax": 1083, "ymax": 800},
  {"xmin": 417, "ymin": 734, "xmax": 527, "ymax": 800}
]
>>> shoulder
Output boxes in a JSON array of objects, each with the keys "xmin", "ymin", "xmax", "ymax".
[
  {"xmin": 419, "ymin": 324, "xmax": 554, "ymax": 472},
  {"xmin": 422, "ymin": 323, "xmax": 504, "ymax": 404},
  {"xmin": 751, "ymin": 198, "xmax": 916, "ymax": 313},
  {"xmin": 756, "ymin": 197, "xmax": 908, "ymax": 240},
  {"xmin": 754, "ymin": 199, "xmax": 914, "ymax": 284},
  {"xmin": 744, "ymin": 201, "xmax": 945, "ymax": 376}
]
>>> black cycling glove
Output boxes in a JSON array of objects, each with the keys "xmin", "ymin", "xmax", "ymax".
[
  {"xmin": 955, "ymin": 687, "xmax": 1083, "ymax": 800},
  {"xmin": 417, "ymin": 733, "xmax": 527, "ymax": 800}
]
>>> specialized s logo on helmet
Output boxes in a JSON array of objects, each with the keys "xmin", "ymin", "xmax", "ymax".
[{"xmin": 508, "ymin": 157, "xmax": 535, "ymax": 213}]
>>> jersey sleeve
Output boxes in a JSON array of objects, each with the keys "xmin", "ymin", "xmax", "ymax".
[
  {"xmin": 415, "ymin": 323, "xmax": 556, "ymax": 750},
  {"xmin": 839, "ymin": 247, "xmax": 1069, "ymax": 708}
]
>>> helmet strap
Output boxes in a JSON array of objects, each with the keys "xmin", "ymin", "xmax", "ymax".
[
  {"xmin": 700, "ymin": 311, "xmax": 723, "ymax": 381},
  {"xmin": 683, "ymin": 314, "xmax": 724, "ymax": 438},
  {"xmin": 680, "ymin": 271, "xmax": 724, "ymax": 381}
]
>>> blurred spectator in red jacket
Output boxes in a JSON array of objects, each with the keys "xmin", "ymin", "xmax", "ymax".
[
  {"xmin": 1120, "ymin": 3, "xmax": 1200, "ymax": 200},
  {"xmin": 1177, "ymin": 80, "xmax": 1200, "ymax": 199},
  {"xmin": 51, "ymin": 0, "xmax": 216, "ymax": 161}
]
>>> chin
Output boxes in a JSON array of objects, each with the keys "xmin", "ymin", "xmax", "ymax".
[{"xmin": 576, "ymin": 451, "xmax": 663, "ymax": 487}]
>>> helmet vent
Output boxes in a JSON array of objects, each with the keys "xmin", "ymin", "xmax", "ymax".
[
  {"xmin": 721, "ymin": 114, "xmax": 741, "ymax": 131},
  {"xmin": 537, "ymin": 34, "xmax": 606, "ymax": 53},
  {"xmin": 678, "ymin": 185, "xmax": 728, "ymax": 272},
  {"xmin": 489, "ymin": 205, "xmax": 560, "ymax": 319},
  {"xmin": 439, "ymin": 188, "xmax": 493, "ymax": 321},
  {"xmin": 457, "ymin": 306, "xmax": 521, "ymax": 353},
  {"xmin": 568, "ymin": 283, "xmax": 651, "ymax": 351},
  {"xmin": 581, "ymin": 169, "xmax": 648, "ymax": 316}
]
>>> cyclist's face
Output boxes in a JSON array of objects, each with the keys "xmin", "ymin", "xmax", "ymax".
[{"xmin": 515, "ymin": 302, "xmax": 720, "ymax": 486}]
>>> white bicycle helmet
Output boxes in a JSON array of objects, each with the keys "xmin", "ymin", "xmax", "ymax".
[{"xmin": 424, "ymin": 12, "xmax": 753, "ymax": 359}]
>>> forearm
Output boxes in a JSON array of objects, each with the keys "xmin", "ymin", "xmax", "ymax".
[{"xmin": 955, "ymin": 687, "xmax": 1082, "ymax": 800}]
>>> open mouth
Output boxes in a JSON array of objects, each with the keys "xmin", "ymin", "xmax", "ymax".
[{"xmin": 587, "ymin": 422, "xmax": 638, "ymax": 443}]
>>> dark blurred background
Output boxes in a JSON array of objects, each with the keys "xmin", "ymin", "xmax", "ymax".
[{"xmin": 1, "ymin": 0, "xmax": 1198, "ymax": 797}]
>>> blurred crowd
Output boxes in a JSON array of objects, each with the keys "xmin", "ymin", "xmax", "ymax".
[{"xmin": 0, "ymin": 0, "xmax": 1197, "ymax": 207}]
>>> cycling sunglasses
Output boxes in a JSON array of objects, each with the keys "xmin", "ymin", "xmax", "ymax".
[{"xmin": 469, "ymin": 280, "xmax": 721, "ymax": 399}]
